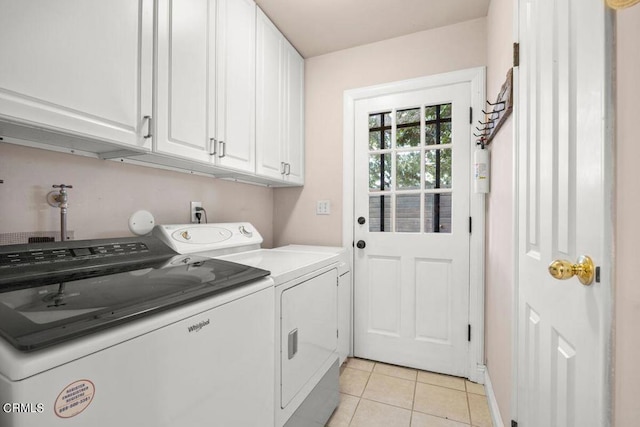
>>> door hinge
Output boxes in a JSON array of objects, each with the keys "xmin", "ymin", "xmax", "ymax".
[
  {"xmin": 513, "ymin": 42, "xmax": 520, "ymax": 67},
  {"xmin": 511, "ymin": 420, "xmax": 518, "ymax": 427},
  {"xmin": 468, "ymin": 324, "xmax": 471, "ymax": 342},
  {"xmin": 469, "ymin": 107, "xmax": 473, "ymax": 124},
  {"xmin": 469, "ymin": 217, "xmax": 472, "ymax": 234}
]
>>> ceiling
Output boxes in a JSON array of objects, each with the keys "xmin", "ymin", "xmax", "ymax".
[{"xmin": 255, "ymin": 0, "xmax": 491, "ymax": 58}]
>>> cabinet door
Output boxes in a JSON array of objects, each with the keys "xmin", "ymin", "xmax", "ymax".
[
  {"xmin": 155, "ymin": 0, "xmax": 216, "ymax": 163},
  {"xmin": 284, "ymin": 42, "xmax": 305, "ymax": 184},
  {"xmin": 216, "ymin": 0, "xmax": 256, "ymax": 172},
  {"xmin": 0, "ymin": 0, "xmax": 153, "ymax": 149},
  {"xmin": 256, "ymin": 9, "xmax": 285, "ymax": 180}
]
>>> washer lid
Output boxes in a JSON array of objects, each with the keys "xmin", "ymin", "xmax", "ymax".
[{"xmin": 0, "ymin": 237, "xmax": 270, "ymax": 352}]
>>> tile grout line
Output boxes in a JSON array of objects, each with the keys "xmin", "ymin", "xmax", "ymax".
[
  {"xmin": 411, "ymin": 375, "xmax": 418, "ymax": 425},
  {"xmin": 348, "ymin": 362, "xmax": 374, "ymax": 427},
  {"xmin": 347, "ymin": 396, "xmax": 361, "ymax": 427},
  {"xmin": 465, "ymin": 383, "xmax": 474, "ymax": 427}
]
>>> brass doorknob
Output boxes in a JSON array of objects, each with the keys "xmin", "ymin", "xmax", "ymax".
[{"xmin": 548, "ymin": 255, "xmax": 595, "ymax": 286}]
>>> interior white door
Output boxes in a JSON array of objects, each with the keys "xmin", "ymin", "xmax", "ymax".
[
  {"xmin": 516, "ymin": 0, "xmax": 611, "ymax": 425},
  {"xmin": 353, "ymin": 83, "xmax": 471, "ymax": 375}
]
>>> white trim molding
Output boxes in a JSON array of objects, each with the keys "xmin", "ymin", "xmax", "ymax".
[
  {"xmin": 343, "ymin": 67, "xmax": 487, "ymax": 382},
  {"xmin": 485, "ymin": 366, "xmax": 506, "ymax": 427}
]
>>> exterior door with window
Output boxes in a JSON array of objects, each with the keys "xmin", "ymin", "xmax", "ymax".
[{"xmin": 353, "ymin": 83, "xmax": 471, "ymax": 375}]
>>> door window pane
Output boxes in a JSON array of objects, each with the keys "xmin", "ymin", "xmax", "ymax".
[
  {"xmin": 425, "ymin": 193, "xmax": 452, "ymax": 233},
  {"xmin": 369, "ymin": 112, "xmax": 392, "ymax": 150},
  {"xmin": 425, "ymin": 149, "xmax": 452, "ymax": 189},
  {"xmin": 396, "ymin": 194, "xmax": 420, "ymax": 232},
  {"xmin": 396, "ymin": 151, "xmax": 420, "ymax": 190},
  {"xmin": 397, "ymin": 108, "xmax": 420, "ymax": 125},
  {"xmin": 383, "ymin": 112, "xmax": 392, "ymax": 126},
  {"xmin": 369, "ymin": 132, "xmax": 381, "ymax": 150},
  {"xmin": 425, "ymin": 103, "xmax": 452, "ymax": 146},
  {"xmin": 397, "ymin": 108, "xmax": 420, "ymax": 148},
  {"xmin": 425, "ymin": 123, "xmax": 437, "ymax": 145},
  {"xmin": 425, "ymin": 106, "xmax": 437, "ymax": 121},
  {"xmin": 369, "ymin": 195, "xmax": 391, "ymax": 232},
  {"xmin": 369, "ymin": 130, "xmax": 391, "ymax": 151},
  {"xmin": 440, "ymin": 122, "xmax": 452, "ymax": 145},
  {"xmin": 368, "ymin": 112, "xmax": 392, "ymax": 128},
  {"xmin": 440, "ymin": 103, "xmax": 452, "ymax": 119},
  {"xmin": 369, "ymin": 154, "xmax": 392, "ymax": 191},
  {"xmin": 397, "ymin": 127, "xmax": 420, "ymax": 148}
]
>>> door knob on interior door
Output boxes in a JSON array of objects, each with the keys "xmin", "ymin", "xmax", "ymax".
[
  {"xmin": 356, "ymin": 240, "xmax": 366, "ymax": 249},
  {"xmin": 548, "ymin": 255, "xmax": 595, "ymax": 286}
]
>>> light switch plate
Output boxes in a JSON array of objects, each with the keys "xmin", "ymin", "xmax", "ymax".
[{"xmin": 316, "ymin": 200, "xmax": 331, "ymax": 215}]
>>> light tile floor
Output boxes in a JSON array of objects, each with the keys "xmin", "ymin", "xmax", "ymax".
[{"xmin": 326, "ymin": 358, "xmax": 493, "ymax": 427}]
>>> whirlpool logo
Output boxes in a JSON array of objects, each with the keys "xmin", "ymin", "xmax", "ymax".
[{"xmin": 187, "ymin": 319, "xmax": 210, "ymax": 333}]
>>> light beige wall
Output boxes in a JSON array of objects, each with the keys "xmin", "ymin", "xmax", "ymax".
[
  {"xmin": 273, "ymin": 18, "xmax": 487, "ymax": 247},
  {"xmin": 614, "ymin": 5, "xmax": 640, "ymax": 425},
  {"xmin": 0, "ymin": 143, "xmax": 274, "ymax": 247},
  {"xmin": 484, "ymin": 0, "xmax": 514, "ymax": 425}
]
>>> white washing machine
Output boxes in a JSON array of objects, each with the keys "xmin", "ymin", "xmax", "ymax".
[
  {"xmin": 0, "ymin": 235, "xmax": 275, "ymax": 427},
  {"xmin": 154, "ymin": 223, "xmax": 349, "ymax": 427}
]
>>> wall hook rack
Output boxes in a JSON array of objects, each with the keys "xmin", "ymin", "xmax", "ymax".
[{"xmin": 483, "ymin": 68, "xmax": 513, "ymax": 145}]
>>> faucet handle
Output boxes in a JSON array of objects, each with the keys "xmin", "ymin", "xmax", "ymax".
[{"xmin": 53, "ymin": 184, "xmax": 73, "ymax": 189}]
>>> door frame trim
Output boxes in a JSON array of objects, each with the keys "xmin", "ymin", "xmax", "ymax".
[{"xmin": 343, "ymin": 67, "xmax": 487, "ymax": 382}]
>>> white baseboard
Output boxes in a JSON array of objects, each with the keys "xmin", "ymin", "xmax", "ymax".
[{"xmin": 484, "ymin": 367, "xmax": 505, "ymax": 427}]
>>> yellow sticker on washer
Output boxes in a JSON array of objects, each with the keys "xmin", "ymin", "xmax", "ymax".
[{"xmin": 54, "ymin": 380, "xmax": 95, "ymax": 418}]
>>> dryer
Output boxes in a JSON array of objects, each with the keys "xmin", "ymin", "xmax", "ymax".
[{"xmin": 154, "ymin": 223, "xmax": 349, "ymax": 427}]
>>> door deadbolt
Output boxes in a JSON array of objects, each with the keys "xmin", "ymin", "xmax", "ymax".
[{"xmin": 357, "ymin": 217, "xmax": 366, "ymax": 225}]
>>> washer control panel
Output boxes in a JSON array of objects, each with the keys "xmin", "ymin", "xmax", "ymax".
[{"xmin": 153, "ymin": 223, "xmax": 262, "ymax": 254}]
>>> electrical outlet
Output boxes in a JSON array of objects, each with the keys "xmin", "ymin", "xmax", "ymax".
[
  {"xmin": 190, "ymin": 201, "xmax": 202, "ymax": 223},
  {"xmin": 316, "ymin": 200, "xmax": 331, "ymax": 215}
]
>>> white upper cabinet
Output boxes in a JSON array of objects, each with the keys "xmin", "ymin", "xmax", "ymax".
[
  {"xmin": 155, "ymin": 0, "xmax": 256, "ymax": 173},
  {"xmin": 256, "ymin": 9, "xmax": 285, "ymax": 180},
  {"xmin": 256, "ymin": 8, "xmax": 305, "ymax": 185},
  {"xmin": 216, "ymin": 0, "xmax": 256, "ymax": 172},
  {"xmin": 283, "ymin": 40, "xmax": 305, "ymax": 184},
  {"xmin": 0, "ymin": 0, "xmax": 153, "ymax": 151},
  {"xmin": 155, "ymin": 0, "xmax": 216, "ymax": 163}
]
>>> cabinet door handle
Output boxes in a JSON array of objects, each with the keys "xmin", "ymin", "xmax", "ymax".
[
  {"xmin": 281, "ymin": 162, "xmax": 286, "ymax": 175},
  {"xmin": 285, "ymin": 163, "xmax": 291, "ymax": 176},
  {"xmin": 143, "ymin": 116, "xmax": 152, "ymax": 139},
  {"xmin": 209, "ymin": 138, "xmax": 217, "ymax": 156},
  {"xmin": 219, "ymin": 141, "xmax": 226, "ymax": 158}
]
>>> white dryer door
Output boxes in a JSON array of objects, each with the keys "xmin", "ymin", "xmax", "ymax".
[{"xmin": 280, "ymin": 269, "xmax": 337, "ymax": 408}]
